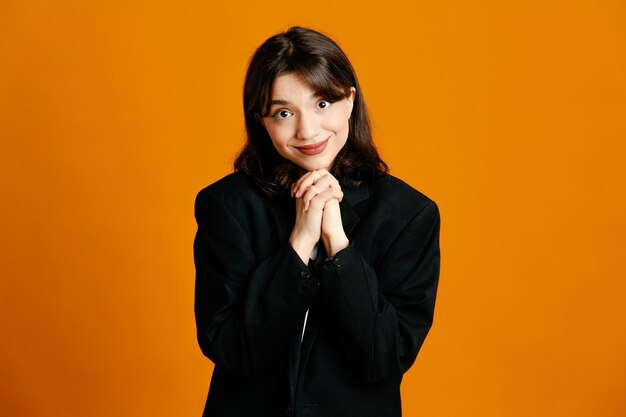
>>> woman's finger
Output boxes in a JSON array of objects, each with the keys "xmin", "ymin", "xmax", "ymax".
[
  {"xmin": 301, "ymin": 174, "xmax": 342, "ymax": 211},
  {"xmin": 296, "ymin": 168, "xmax": 334, "ymax": 197},
  {"xmin": 308, "ymin": 187, "xmax": 342, "ymax": 212},
  {"xmin": 302, "ymin": 183, "xmax": 330, "ymax": 212},
  {"xmin": 314, "ymin": 173, "xmax": 341, "ymax": 196},
  {"xmin": 307, "ymin": 173, "xmax": 342, "ymax": 203},
  {"xmin": 294, "ymin": 170, "xmax": 324, "ymax": 197},
  {"xmin": 292, "ymin": 171, "xmax": 314, "ymax": 197},
  {"xmin": 294, "ymin": 169, "xmax": 339, "ymax": 198}
]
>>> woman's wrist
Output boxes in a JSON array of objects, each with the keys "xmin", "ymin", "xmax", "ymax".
[
  {"xmin": 322, "ymin": 232, "xmax": 349, "ymax": 257},
  {"xmin": 290, "ymin": 234, "xmax": 317, "ymax": 263}
]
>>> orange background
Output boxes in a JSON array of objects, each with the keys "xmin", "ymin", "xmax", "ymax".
[{"xmin": 1, "ymin": 1, "xmax": 625, "ymax": 416}]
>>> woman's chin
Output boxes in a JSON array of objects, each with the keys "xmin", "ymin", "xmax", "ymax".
[{"xmin": 292, "ymin": 158, "xmax": 333, "ymax": 172}]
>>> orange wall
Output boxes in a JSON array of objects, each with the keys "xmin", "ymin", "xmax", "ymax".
[{"xmin": 1, "ymin": 1, "xmax": 625, "ymax": 416}]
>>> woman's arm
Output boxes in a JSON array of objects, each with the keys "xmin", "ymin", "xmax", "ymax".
[
  {"xmin": 316, "ymin": 200, "xmax": 441, "ymax": 383},
  {"xmin": 194, "ymin": 189, "xmax": 320, "ymax": 381}
]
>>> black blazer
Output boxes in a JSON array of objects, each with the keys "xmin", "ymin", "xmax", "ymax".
[{"xmin": 194, "ymin": 172, "xmax": 440, "ymax": 417}]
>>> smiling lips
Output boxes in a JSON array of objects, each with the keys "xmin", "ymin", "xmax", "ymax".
[{"xmin": 295, "ymin": 138, "xmax": 329, "ymax": 155}]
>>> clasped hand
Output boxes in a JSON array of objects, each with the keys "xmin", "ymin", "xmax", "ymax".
[{"xmin": 289, "ymin": 169, "xmax": 349, "ymax": 263}]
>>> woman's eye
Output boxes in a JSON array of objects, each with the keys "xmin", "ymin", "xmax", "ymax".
[
  {"xmin": 273, "ymin": 110, "xmax": 292, "ymax": 119},
  {"xmin": 317, "ymin": 100, "xmax": 331, "ymax": 110}
]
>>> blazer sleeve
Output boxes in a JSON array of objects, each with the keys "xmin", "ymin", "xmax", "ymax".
[
  {"xmin": 194, "ymin": 189, "xmax": 320, "ymax": 381},
  {"xmin": 316, "ymin": 200, "xmax": 440, "ymax": 383}
]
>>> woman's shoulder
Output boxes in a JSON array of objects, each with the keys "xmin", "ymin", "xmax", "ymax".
[
  {"xmin": 369, "ymin": 173, "xmax": 436, "ymax": 211},
  {"xmin": 195, "ymin": 172, "xmax": 271, "ymax": 215},
  {"xmin": 197, "ymin": 171, "xmax": 256, "ymax": 197},
  {"xmin": 358, "ymin": 173, "xmax": 439, "ymax": 229}
]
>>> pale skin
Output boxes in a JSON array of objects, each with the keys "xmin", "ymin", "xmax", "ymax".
[
  {"xmin": 290, "ymin": 169, "xmax": 348, "ymax": 262},
  {"xmin": 262, "ymin": 73, "xmax": 356, "ymax": 263}
]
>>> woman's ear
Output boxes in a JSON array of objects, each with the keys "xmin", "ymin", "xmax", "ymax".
[{"xmin": 348, "ymin": 87, "xmax": 356, "ymax": 118}]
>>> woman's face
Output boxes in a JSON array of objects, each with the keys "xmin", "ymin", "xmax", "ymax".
[{"xmin": 262, "ymin": 73, "xmax": 355, "ymax": 172}]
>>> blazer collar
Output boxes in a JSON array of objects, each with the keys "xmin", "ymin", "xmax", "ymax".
[
  {"xmin": 340, "ymin": 182, "xmax": 369, "ymax": 236},
  {"xmin": 270, "ymin": 182, "xmax": 369, "ymax": 244}
]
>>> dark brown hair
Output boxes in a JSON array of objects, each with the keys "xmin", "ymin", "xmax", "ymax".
[{"xmin": 235, "ymin": 26, "xmax": 388, "ymax": 196}]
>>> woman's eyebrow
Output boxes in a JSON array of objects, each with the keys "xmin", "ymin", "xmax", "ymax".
[
  {"xmin": 269, "ymin": 99, "xmax": 290, "ymax": 106},
  {"xmin": 269, "ymin": 93, "xmax": 321, "ymax": 106}
]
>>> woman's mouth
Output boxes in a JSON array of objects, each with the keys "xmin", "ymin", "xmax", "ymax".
[{"xmin": 295, "ymin": 138, "xmax": 329, "ymax": 155}]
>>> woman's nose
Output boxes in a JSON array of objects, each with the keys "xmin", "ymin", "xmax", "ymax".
[{"xmin": 296, "ymin": 112, "xmax": 319, "ymax": 141}]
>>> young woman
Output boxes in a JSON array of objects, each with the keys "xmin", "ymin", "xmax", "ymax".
[{"xmin": 194, "ymin": 26, "xmax": 440, "ymax": 417}]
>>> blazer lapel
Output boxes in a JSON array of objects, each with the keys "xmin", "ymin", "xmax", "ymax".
[{"xmin": 339, "ymin": 182, "xmax": 369, "ymax": 236}]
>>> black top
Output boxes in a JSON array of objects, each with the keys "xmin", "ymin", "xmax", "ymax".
[{"xmin": 194, "ymin": 172, "xmax": 441, "ymax": 417}]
